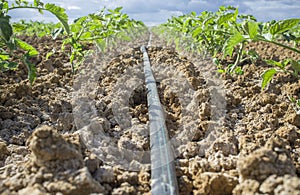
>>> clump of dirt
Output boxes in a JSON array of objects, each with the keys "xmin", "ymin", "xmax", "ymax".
[{"xmin": 0, "ymin": 33, "xmax": 299, "ymax": 194}]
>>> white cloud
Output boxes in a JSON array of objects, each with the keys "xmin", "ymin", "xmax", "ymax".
[
  {"xmin": 66, "ymin": 6, "xmax": 81, "ymax": 11},
  {"xmin": 243, "ymin": 0, "xmax": 300, "ymax": 21}
]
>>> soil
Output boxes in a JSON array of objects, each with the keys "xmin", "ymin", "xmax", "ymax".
[{"xmin": 0, "ymin": 33, "xmax": 299, "ymax": 195}]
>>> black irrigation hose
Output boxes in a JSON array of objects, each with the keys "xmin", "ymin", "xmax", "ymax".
[{"xmin": 141, "ymin": 45, "xmax": 179, "ymax": 195}]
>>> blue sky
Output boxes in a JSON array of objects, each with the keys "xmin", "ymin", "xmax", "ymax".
[{"xmin": 8, "ymin": 0, "xmax": 300, "ymax": 25}]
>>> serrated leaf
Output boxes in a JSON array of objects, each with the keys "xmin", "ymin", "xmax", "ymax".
[
  {"xmin": 265, "ymin": 59, "xmax": 284, "ymax": 69},
  {"xmin": 192, "ymin": 26, "xmax": 202, "ymax": 37},
  {"xmin": 15, "ymin": 38, "xmax": 39, "ymax": 57},
  {"xmin": 45, "ymin": 3, "xmax": 70, "ymax": 34},
  {"xmin": 80, "ymin": 31, "xmax": 92, "ymax": 40},
  {"xmin": 270, "ymin": 18, "xmax": 300, "ymax": 35},
  {"xmin": 203, "ymin": 16, "xmax": 214, "ymax": 26},
  {"xmin": 223, "ymin": 31, "xmax": 245, "ymax": 57},
  {"xmin": 12, "ymin": 23, "xmax": 26, "ymax": 31},
  {"xmin": 0, "ymin": 16, "xmax": 13, "ymax": 42},
  {"xmin": 261, "ymin": 68, "xmax": 277, "ymax": 90},
  {"xmin": 244, "ymin": 21, "xmax": 259, "ymax": 39},
  {"xmin": 217, "ymin": 13, "xmax": 235, "ymax": 25},
  {"xmin": 114, "ymin": 7, "xmax": 123, "ymax": 12},
  {"xmin": 26, "ymin": 61, "xmax": 36, "ymax": 85},
  {"xmin": 290, "ymin": 59, "xmax": 300, "ymax": 75}
]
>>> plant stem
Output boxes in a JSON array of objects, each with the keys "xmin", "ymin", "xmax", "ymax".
[
  {"xmin": 258, "ymin": 38, "xmax": 300, "ymax": 54},
  {"xmin": 230, "ymin": 42, "xmax": 244, "ymax": 73},
  {"xmin": 8, "ymin": 6, "xmax": 44, "ymax": 11}
]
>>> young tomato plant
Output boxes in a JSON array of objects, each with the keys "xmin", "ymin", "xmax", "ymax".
[
  {"xmin": 223, "ymin": 19, "xmax": 300, "ymax": 74},
  {"xmin": 156, "ymin": 6, "xmax": 300, "ymax": 91},
  {"xmin": 0, "ymin": 0, "xmax": 69, "ymax": 85},
  {"xmin": 61, "ymin": 7, "xmax": 146, "ymax": 72},
  {"xmin": 261, "ymin": 59, "xmax": 300, "ymax": 91},
  {"xmin": 288, "ymin": 95, "xmax": 300, "ymax": 115}
]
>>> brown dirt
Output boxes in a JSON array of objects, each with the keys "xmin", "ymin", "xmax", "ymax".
[{"xmin": 0, "ymin": 34, "xmax": 299, "ymax": 195}]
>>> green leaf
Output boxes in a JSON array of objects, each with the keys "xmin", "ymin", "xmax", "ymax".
[
  {"xmin": 44, "ymin": 3, "xmax": 70, "ymax": 34},
  {"xmin": 261, "ymin": 68, "xmax": 277, "ymax": 90},
  {"xmin": 34, "ymin": 0, "xmax": 38, "ymax": 7},
  {"xmin": 6, "ymin": 62, "xmax": 18, "ymax": 70},
  {"xmin": 270, "ymin": 18, "xmax": 300, "ymax": 36},
  {"xmin": 265, "ymin": 59, "xmax": 285, "ymax": 69},
  {"xmin": 217, "ymin": 69, "xmax": 226, "ymax": 73},
  {"xmin": 0, "ymin": 54, "xmax": 9, "ymax": 60},
  {"xmin": 0, "ymin": 16, "xmax": 13, "ymax": 42},
  {"xmin": 290, "ymin": 59, "xmax": 300, "ymax": 75},
  {"xmin": 234, "ymin": 66, "xmax": 244, "ymax": 75},
  {"xmin": 12, "ymin": 23, "xmax": 26, "ymax": 31},
  {"xmin": 217, "ymin": 13, "xmax": 235, "ymax": 25},
  {"xmin": 114, "ymin": 7, "xmax": 123, "ymax": 12},
  {"xmin": 0, "ymin": 2, "xmax": 9, "ymax": 14},
  {"xmin": 244, "ymin": 21, "xmax": 259, "ymax": 39},
  {"xmin": 45, "ymin": 51, "xmax": 53, "ymax": 60},
  {"xmin": 192, "ymin": 26, "xmax": 202, "ymax": 37},
  {"xmin": 24, "ymin": 54, "xmax": 37, "ymax": 85},
  {"xmin": 223, "ymin": 31, "xmax": 245, "ymax": 57},
  {"xmin": 80, "ymin": 31, "xmax": 92, "ymax": 40},
  {"xmin": 15, "ymin": 38, "xmax": 39, "ymax": 57}
]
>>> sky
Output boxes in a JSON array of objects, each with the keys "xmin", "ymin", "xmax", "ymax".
[{"xmin": 7, "ymin": 0, "xmax": 300, "ymax": 26}]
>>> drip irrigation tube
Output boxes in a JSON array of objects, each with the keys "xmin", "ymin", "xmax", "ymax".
[{"xmin": 141, "ymin": 45, "xmax": 179, "ymax": 195}]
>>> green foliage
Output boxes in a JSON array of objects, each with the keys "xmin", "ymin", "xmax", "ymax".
[
  {"xmin": 261, "ymin": 68, "xmax": 277, "ymax": 90},
  {"xmin": 269, "ymin": 19, "xmax": 300, "ymax": 38},
  {"xmin": 1, "ymin": 0, "xmax": 146, "ymax": 84},
  {"xmin": 0, "ymin": 0, "xmax": 70, "ymax": 85},
  {"xmin": 290, "ymin": 59, "xmax": 300, "ymax": 77},
  {"xmin": 288, "ymin": 95, "xmax": 300, "ymax": 114},
  {"xmin": 23, "ymin": 53, "xmax": 37, "ymax": 84},
  {"xmin": 262, "ymin": 59, "xmax": 300, "ymax": 90},
  {"xmin": 223, "ymin": 31, "xmax": 244, "ymax": 57},
  {"xmin": 44, "ymin": 3, "xmax": 70, "ymax": 34},
  {"xmin": 15, "ymin": 38, "xmax": 39, "ymax": 57},
  {"xmin": 0, "ymin": 16, "xmax": 12, "ymax": 41},
  {"xmin": 13, "ymin": 20, "xmax": 63, "ymax": 37},
  {"xmin": 62, "ymin": 7, "xmax": 146, "ymax": 72},
  {"xmin": 156, "ymin": 5, "xmax": 300, "ymax": 90}
]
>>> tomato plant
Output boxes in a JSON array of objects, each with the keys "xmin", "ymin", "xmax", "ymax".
[
  {"xmin": 1, "ymin": 0, "xmax": 146, "ymax": 84},
  {"xmin": 154, "ymin": 6, "xmax": 300, "ymax": 90},
  {"xmin": 0, "ymin": 0, "xmax": 69, "ymax": 85}
]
